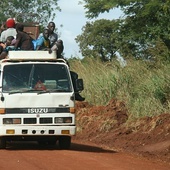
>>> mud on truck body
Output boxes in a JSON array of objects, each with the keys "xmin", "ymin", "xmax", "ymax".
[{"xmin": 0, "ymin": 51, "xmax": 84, "ymax": 149}]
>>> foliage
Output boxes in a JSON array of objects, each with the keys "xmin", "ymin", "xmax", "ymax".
[
  {"xmin": 83, "ymin": 0, "xmax": 117, "ymax": 18},
  {"xmin": 69, "ymin": 57, "xmax": 170, "ymax": 118},
  {"xmin": 77, "ymin": 0, "xmax": 170, "ymax": 62},
  {"xmin": 0, "ymin": 0, "xmax": 60, "ymax": 26},
  {"xmin": 76, "ymin": 19, "xmax": 122, "ymax": 61}
]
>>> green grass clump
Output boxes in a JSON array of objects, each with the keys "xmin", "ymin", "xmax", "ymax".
[{"xmin": 69, "ymin": 57, "xmax": 170, "ymax": 119}]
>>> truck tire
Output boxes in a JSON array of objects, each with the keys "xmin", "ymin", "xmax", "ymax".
[
  {"xmin": 58, "ymin": 136, "xmax": 71, "ymax": 149},
  {"xmin": 0, "ymin": 137, "xmax": 6, "ymax": 149}
]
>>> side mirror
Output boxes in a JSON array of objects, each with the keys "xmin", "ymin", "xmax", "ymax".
[{"xmin": 75, "ymin": 79, "xmax": 84, "ymax": 91}]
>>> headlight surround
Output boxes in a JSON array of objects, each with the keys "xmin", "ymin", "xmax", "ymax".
[
  {"xmin": 3, "ymin": 118, "xmax": 21, "ymax": 124},
  {"xmin": 55, "ymin": 117, "xmax": 72, "ymax": 123}
]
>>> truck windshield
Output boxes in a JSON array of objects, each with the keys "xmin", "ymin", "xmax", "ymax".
[{"xmin": 2, "ymin": 63, "xmax": 72, "ymax": 93}]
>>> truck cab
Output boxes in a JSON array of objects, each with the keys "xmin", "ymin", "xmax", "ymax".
[{"xmin": 0, "ymin": 51, "xmax": 83, "ymax": 149}]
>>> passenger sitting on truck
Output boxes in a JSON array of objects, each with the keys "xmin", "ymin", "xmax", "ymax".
[
  {"xmin": 48, "ymin": 22, "xmax": 64, "ymax": 58},
  {"xmin": 0, "ymin": 36, "xmax": 16, "ymax": 59},
  {"xmin": 4, "ymin": 36, "xmax": 16, "ymax": 50},
  {"xmin": 38, "ymin": 21, "xmax": 64, "ymax": 58},
  {"xmin": 34, "ymin": 28, "xmax": 51, "ymax": 52},
  {"xmin": 47, "ymin": 22, "xmax": 58, "ymax": 47},
  {"xmin": 14, "ymin": 23, "xmax": 34, "ymax": 50},
  {"xmin": 0, "ymin": 18, "xmax": 17, "ymax": 43},
  {"xmin": 35, "ymin": 28, "xmax": 63, "ymax": 56}
]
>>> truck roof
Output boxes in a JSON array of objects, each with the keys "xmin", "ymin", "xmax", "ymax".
[
  {"xmin": 0, "ymin": 51, "xmax": 67, "ymax": 64},
  {"xmin": 8, "ymin": 51, "xmax": 56, "ymax": 60}
]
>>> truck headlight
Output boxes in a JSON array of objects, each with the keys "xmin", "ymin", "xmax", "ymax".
[
  {"xmin": 55, "ymin": 117, "xmax": 63, "ymax": 123},
  {"xmin": 55, "ymin": 117, "xmax": 72, "ymax": 123},
  {"xmin": 3, "ymin": 118, "xmax": 21, "ymax": 124}
]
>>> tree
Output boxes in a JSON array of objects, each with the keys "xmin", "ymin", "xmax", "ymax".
[
  {"xmin": 0, "ymin": 0, "xmax": 60, "ymax": 26},
  {"xmin": 118, "ymin": 0, "xmax": 170, "ymax": 60},
  {"xmin": 78, "ymin": 0, "xmax": 170, "ymax": 62},
  {"xmin": 76, "ymin": 19, "xmax": 122, "ymax": 61}
]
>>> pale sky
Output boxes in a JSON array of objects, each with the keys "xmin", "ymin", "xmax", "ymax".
[{"xmin": 54, "ymin": 0, "xmax": 122, "ymax": 59}]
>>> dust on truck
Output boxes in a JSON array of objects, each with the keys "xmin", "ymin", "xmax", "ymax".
[{"xmin": 0, "ymin": 51, "xmax": 84, "ymax": 149}]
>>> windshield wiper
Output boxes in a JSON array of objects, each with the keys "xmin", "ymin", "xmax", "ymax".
[
  {"xmin": 8, "ymin": 89, "xmax": 70, "ymax": 95},
  {"xmin": 22, "ymin": 89, "xmax": 39, "ymax": 93},
  {"xmin": 8, "ymin": 90, "xmax": 22, "ymax": 95},
  {"xmin": 8, "ymin": 89, "xmax": 39, "ymax": 94}
]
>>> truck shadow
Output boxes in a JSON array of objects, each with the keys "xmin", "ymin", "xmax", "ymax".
[
  {"xmin": 5, "ymin": 141, "xmax": 116, "ymax": 153},
  {"xmin": 71, "ymin": 142, "xmax": 116, "ymax": 153}
]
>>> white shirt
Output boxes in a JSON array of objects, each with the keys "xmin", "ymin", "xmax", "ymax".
[{"xmin": 0, "ymin": 28, "xmax": 17, "ymax": 42}]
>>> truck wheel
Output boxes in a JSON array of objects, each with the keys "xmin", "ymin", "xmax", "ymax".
[
  {"xmin": 0, "ymin": 137, "xmax": 6, "ymax": 149},
  {"xmin": 58, "ymin": 136, "xmax": 71, "ymax": 149}
]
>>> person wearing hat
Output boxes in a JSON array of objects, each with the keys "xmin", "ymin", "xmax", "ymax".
[{"xmin": 0, "ymin": 18, "xmax": 17, "ymax": 43}]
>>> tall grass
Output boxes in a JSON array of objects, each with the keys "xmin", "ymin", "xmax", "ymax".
[{"xmin": 69, "ymin": 57, "xmax": 170, "ymax": 119}]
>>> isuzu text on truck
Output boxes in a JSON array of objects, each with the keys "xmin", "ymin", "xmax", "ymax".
[{"xmin": 0, "ymin": 51, "xmax": 84, "ymax": 149}]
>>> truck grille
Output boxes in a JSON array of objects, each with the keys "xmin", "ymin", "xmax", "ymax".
[
  {"xmin": 24, "ymin": 118, "xmax": 37, "ymax": 124},
  {"xmin": 23, "ymin": 118, "xmax": 53, "ymax": 124},
  {"xmin": 40, "ymin": 118, "xmax": 52, "ymax": 124}
]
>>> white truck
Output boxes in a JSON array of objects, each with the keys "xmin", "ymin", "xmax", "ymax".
[{"xmin": 0, "ymin": 51, "xmax": 84, "ymax": 149}]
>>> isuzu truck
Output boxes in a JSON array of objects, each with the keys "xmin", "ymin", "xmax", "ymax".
[{"xmin": 0, "ymin": 51, "xmax": 84, "ymax": 149}]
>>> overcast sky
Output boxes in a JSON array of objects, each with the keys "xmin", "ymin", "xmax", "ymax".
[{"xmin": 54, "ymin": 0, "xmax": 122, "ymax": 59}]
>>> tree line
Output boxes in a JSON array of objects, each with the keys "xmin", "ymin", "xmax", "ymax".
[
  {"xmin": 76, "ymin": 0, "xmax": 170, "ymax": 63},
  {"xmin": 1, "ymin": 0, "xmax": 170, "ymax": 64}
]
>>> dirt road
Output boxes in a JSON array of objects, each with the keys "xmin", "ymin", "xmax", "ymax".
[{"xmin": 0, "ymin": 140, "xmax": 169, "ymax": 170}]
